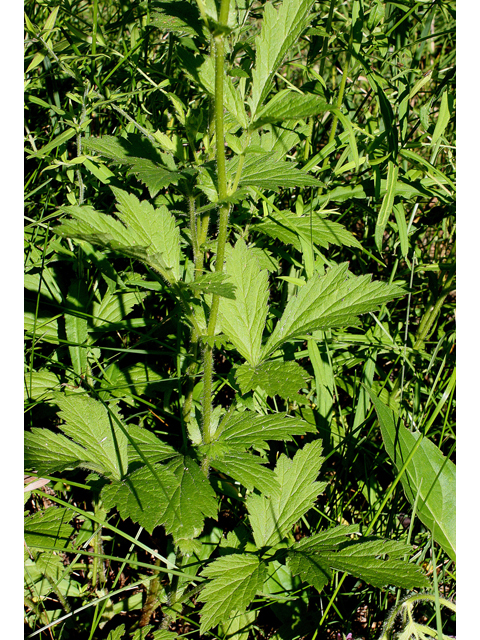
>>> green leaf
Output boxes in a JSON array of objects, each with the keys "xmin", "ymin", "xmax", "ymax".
[
  {"xmin": 188, "ymin": 271, "xmax": 236, "ymax": 299},
  {"xmin": 92, "ymin": 289, "xmax": 146, "ymax": 328},
  {"xmin": 247, "ymin": 440, "xmax": 326, "ymax": 547},
  {"xmin": 393, "ymin": 202, "xmax": 409, "ymax": 258},
  {"xmin": 125, "ymin": 158, "xmax": 184, "ymax": 197},
  {"xmin": 150, "ymin": 1, "xmax": 204, "ymax": 37},
  {"xmin": 27, "ymin": 128, "xmax": 76, "ymax": 159},
  {"xmin": 431, "ymin": 90, "xmax": 453, "ymax": 144},
  {"xmin": 101, "ymin": 363, "xmax": 173, "ymax": 399},
  {"xmin": 375, "ymin": 161, "xmax": 399, "ymax": 252},
  {"xmin": 210, "ymin": 447, "xmax": 278, "ymax": 496},
  {"xmin": 199, "ymin": 554, "xmax": 266, "ymax": 633},
  {"xmin": 162, "ymin": 456, "xmax": 218, "ymax": 542},
  {"xmin": 218, "ymin": 240, "xmax": 269, "ymax": 366},
  {"xmin": 106, "ymin": 624, "xmax": 126, "ymax": 640},
  {"xmin": 235, "ymin": 360, "xmax": 308, "ymax": 401},
  {"xmin": 25, "ymin": 394, "xmax": 128, "ymax": 480},
  {"xmin": 24, "ymin": 304, "xmax": 59, "ymax": 344},
  {"xmin": 101, "ymin": 462, "xmax": 179, "ymax": 535},
  {"xmin": 369, "ymin": 390, "xmax": 456, "ymax": 562},
  {"xmin": 111, "ymin": 187, "xmax": 181, "ymax": 280},
  {"xmin": 65, "ymin": 280, "xmax": 90, "ymax": 377},
  {"xmin": 262, "ymin": 263, "xmax": 404, "ymax": 360},
  {"xmin": 218, "ymin": 411, "xmax": 316, "ymax": 448},
  {"xmin": 252, "ymin": 90, "xmax": 329, "ymax": 129},
  {"xmin": 24, "ymin": 369, "xmax": 62, "ymax": 402},
  {"xmin": 254, "ymin": 209, "xmax": 362, "ymax": 252},
  {"xmin": 24, "ymin": 507, "xmax": 74, "ymax": 551},
  {"xmin": 232, "ymin": 152, "xmax": 323, "ymax": 190},
  {"xmin": 251, "ymin": 0, "xmax": 316, "ymax": 117},
  {"xmin": 125, "ymin": 425, "xmax": 178, "ymax": 466}
]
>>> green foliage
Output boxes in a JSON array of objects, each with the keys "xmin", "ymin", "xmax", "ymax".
[{"xmin": 24, "ymin": 0, "xmax": 455, "ymax": 636}]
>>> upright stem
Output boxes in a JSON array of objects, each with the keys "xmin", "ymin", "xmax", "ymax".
[{"xmin": 202, "ymin": 0, "xmax": 231, "ymax": 450}]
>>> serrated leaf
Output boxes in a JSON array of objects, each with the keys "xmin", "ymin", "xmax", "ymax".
[
  {"xmin": 288, "ymin": 530, "xmax": 428, "ymax": 590},
  {"xmin": 254, "ymin": 209, "xmax": 362, "ymax": 252},
  {"xmin": 24, "ymin": 305, "xmax": 59, "ymax": 343},
  {"xmin": 162, "ymin": 456, "xmax": 218, "ymax": 542},
  {"xmin": 126, "ymin": 158, "xmax": 184, "ymax": 197},
  {"xmin": 218, "ymin": 411, "xmax": 316, "ymax": 448},
  {"xmin": 210, "ymin": 447, "xmax": 278, "ymax": 496},
  {"xmin": 125, "ymin": 425, "xmax": 178, "ymax": 466},
  {"xmin": 247, "ymin": 441, "xmax": 326, "ymax": 547},
  {"xmin": 252, "ymin": 90, "xmax": 329, "ymax": 129},
  {"xmin": 106, "ymin": 625, "xmax": 126, "ymax": 640},
  {"xmin": 188, "ymin": 271, "xmax": 236, "ymax": 299},
  {"xmin": 24, "ymin": 507, "xmax": 74, "ymax": 550},
  {"xmin": 251, "ymin": 0, "xmax": 316, "ymax": 117},
  {"xmin": 83, "ymin": 133, "xmax": 170, "ymax": 165},
  {"xmin": 111, "ymin": 187, "xmax": 181, "ymax": 279},
  {"xmin": 232, "ymin": 152, "xmax": 322, "ymax": 190},
  {"xmin": 262, "ymin": 263, "xmax": 404, "ymax": 360},
  {"xmin": 235, "ymin": 360, "xmax": 308, "ymax": 400},
  {"xmin": 101, "ymin": 462, "xmax": 179, "ymax": 534},
  {"xmin": 24, "ymin": 369, "xmax": 62, "ymax": 402},
  {"xmin": 177, "ymin": 49, "xmax": 247, "ymax": 128},
  {"xmin": 199, "ymin": 554, "xmax": 266, "ymax": 633},
  {"xmin": 369, "ymin": 390, "xmax": 456, "ymax": 562},
  {"xmin": 25, "ymin": 394, "xmax": 128, "ymax": 480},
  {"xmin": 219, "ymin": 240, "xmax": 269, "ymax": 366},
  {"xmin": 318, "ymin": 538, "xmax": 429, "ymax": 589}
]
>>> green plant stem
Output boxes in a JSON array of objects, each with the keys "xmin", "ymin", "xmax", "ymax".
[
  {"xmin": 91, "ymin": 0, "xmax": 98, "ymax": 56},
  {"xmin": 202, "ymin": 0, "xmax": 231, "ymax": 451},
  {"xmin": 139, "ymin": 557, "xmax": 162, "ymax": 627}
]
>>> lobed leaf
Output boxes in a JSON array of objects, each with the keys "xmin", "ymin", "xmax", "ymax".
[
  {"xmin": 218, "ymin": 411, "xmax": 316, "ymax": 448},
  {"xmin": 219, "ymin": 240, "xmax": 269, "ymax": 366},
  {"xmin": 262, "ymin": 263, "xmax": 404, "ymax": 359},
  {"xmin": 210, "ymin": 447, "xmax": 279, "ymax": 496},
  {"xmin": 199, "ymin": 554, "xmax": 266, "ymax": 633},
  {"xmin": 247, "ymin": 440, "xmax": 326, "ymax": 547}
]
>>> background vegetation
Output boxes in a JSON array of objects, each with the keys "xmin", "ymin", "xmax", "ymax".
[{"xmin": 24, "ymin": 1, "xmax": 455, "ymax": 638}]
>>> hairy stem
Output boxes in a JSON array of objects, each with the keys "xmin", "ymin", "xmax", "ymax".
[{"xmin": 202, "ymin": 0, "xmax": 231, "ymax": 451}]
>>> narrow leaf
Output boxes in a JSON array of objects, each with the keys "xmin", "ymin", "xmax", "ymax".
[
  {"xmin": 375, "ymin": 161, "xmax": 399, "ymax": 252},
  {"xmin": 369, "ymin": 390, "xmax": 456, "ymax": 561},
  {"xmin": 252, "ymin": 90, "xmax": 329, "ymax": 129}
]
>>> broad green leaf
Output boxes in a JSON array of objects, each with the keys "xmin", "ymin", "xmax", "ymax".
[
  {"xmin": 24, "ymin": 305, "xmax": 59, "ymax": 343},
  {"xmin": 65, "ymin": 280, "xmax": 90, "ymax": 377},
  {"xmin": 25, "ymin": 394, "xmax": 128, "ymax": 480},
  {"xmin": 92, "ymin": 289, "xmax": 145, "ymax": 329},
  {"xmin": 250, "ymin": 0, "xmax": 316, "ymax": 117},
  {"xmin": 101, "ymin": 462, "xmax": 179, "ymax": 534},
  {"xmin": 162, "ymin": 456, "xmax": 218, "ymax": 542},
  {"xmin": 125, "ymin": 158, "xmax": 184, "ymax": 197},
  {"xmin": 219, "ymin": 609, "xmax": 256, "ymax": 640},
  {"xmin": 24, "ymin": 369, "xmax": 62, "ymax": 402},
  {"xmin": 231, "ymin": 152, "xmax": 323, "ymax": 190},
  {"xmin": 24, "ymin": 270, "xmax": 63, "ymax": 303},
  {"xmin": 218, "ymin": 411, "xmax": 316, "ymax": 448},
  {"xmin": 210, "ymin": 447, "xmax": 278, "ymax": 496},
  {"xmin": 111, "ymin": 187, "xmax": 181, "ymax": 280},
  {"xmin": 254, "ymin": 209, "xmax": 362, "ymax": 252},
  {"xmin": 24, "ymin": 507, "xmax": 74, "ymax": 551},
  {"xmin": 252, "ymin": 90, "xmax": 329, "ymax": 129},
  {"xmin": 125, "ymin": 425, "xmax": 178, "ymax": 466},
  {"xmin": 288, "ymin": 532, "xmax": 429, "ymax": 590},
  {"xmin": 235, "ymin": 360, "xmax": 308, "ymax": 400},
  {"xmin": 199, "ymin": 554, "xmax": 266, "ymax": 633},
  {"xmin": 247, "ymin": 440, "xmax": 326, "ymax": 547},
  {"xmin": 375, "ymin": 161, "xmax": 399, "ymax": 252},
  {"xmin": 219, "ymin": 240, "xmax": 269, "ymax": 366},
  {"xmin": 187, "ymin": 271, "xmax": 236, "ymax": 299},
  {"xmin": 262, "ymin": 263, "xmax": 404, "ymax": 360},
  {"xmin": 101, "ymin": 363, "xmax": 173, "ymax": 399},
  {"xmin": 369, "ymin": 391, "xmax": 456, "ymax": 561}
]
